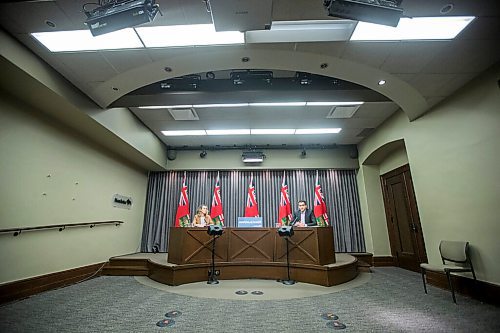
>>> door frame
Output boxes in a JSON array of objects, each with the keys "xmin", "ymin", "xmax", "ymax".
[{"xmin": 380, "ymin": 164, "xmax": 427, "ymax": 269}]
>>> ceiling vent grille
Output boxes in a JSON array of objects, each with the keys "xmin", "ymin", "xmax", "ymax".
[
  {"xmin": 168, "ymin": 108, "xmax": 199, "ymax": 121},
  {"xmin": 326, "ymin": 105, "xmax": 361, "ymax": 119}
]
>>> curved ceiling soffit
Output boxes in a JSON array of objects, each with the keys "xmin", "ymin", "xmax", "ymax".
[
  {"xmin": 362, "ymin": 138, "xmax": 406, "ymax": 166},
  {"xmin": 92, "ymin": 48, "xmax": 428, "ymax": 121}
]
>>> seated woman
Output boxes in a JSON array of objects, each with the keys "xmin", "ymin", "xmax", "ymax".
[{"xmin": 192, "ymin": 205, "xmax": 213, "ymax": 227}]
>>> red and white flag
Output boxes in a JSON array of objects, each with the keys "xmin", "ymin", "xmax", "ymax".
[
  {"xmin": 313, "ymin": 170, "xmax": 330, "ymax": 226},
  {"xmin": 278, "ymin": 171, "xmax": 292, "ymax": 226},
  {"xmin": 211, "ymin": 172, "xmax": 224, "ymax": 226},
  {"xmin": 244, "ymin": 174, "xmax": 260, "ymax": 217},
  {"xmin": 175, "ymin": 172, "xmax": 191, "ymax": 227}
]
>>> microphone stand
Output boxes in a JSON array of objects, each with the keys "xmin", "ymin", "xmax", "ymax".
[
  {"xmin": 282, "ymin": 235, "xmax": 296, "ymax": 285},
  {"xmin": 208, "ymin": 234, "xmax": 219, "ymax": 284}
]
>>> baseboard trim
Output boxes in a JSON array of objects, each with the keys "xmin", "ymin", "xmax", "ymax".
[
  {"xmin": 0, "ymin": 262, "xmax": 105, "ymax": 305},
  {"xmin": 425, "ymin": 271, "xmax": 500, "ymax": 306},
  {"xmin": 373, "ymin": 256, "xmax": 395, "ymax": 266}
]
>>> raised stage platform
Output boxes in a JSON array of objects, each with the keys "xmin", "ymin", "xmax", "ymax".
[{"xmin": 103, "ymin": 252, "xmax": 358, "ymax": 287}]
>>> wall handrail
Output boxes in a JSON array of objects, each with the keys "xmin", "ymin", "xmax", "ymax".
[{"xmin": 0, "ymin": 221, "xmax": 124, "ymax": 236}]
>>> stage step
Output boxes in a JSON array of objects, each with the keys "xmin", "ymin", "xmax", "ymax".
[{"xmin": 102, "ymin": 263, "xmax": 149, "ymax": 276}]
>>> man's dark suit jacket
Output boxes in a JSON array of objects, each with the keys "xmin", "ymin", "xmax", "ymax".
[{"xmin": 291, "ymin": 208, "xmax": 317, "ymax": 226}]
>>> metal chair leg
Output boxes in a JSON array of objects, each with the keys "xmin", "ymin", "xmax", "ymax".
[
  {"xmin": 421, "ymin": 268, "xmax": 428, "ymax": 294},
  {"xmin": 445, "ymin": 270, "xmax": 457, "ymax": 304}
]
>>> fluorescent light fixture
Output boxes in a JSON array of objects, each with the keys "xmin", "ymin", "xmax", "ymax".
[
  {"xmin": 206, "ymin": 129, "xmax": 250, "ymax": 135},
  {"xmin": 31, "ymin": 29, "xmax": 143, "ymax": 52},
  {"xmin": 135, "ymin": 24, "xmax": 244, "ymax": 47},
  {"xmin": 351, "ymin": 16, "xmax": 475, "ymax": 41},
  {"xmin": 242, "ymin": 151, "xmax": 265, "ymax": 163},
  {"xmin": 193, "ymin": 103, "xmax": 249, "ymax": 108},
  {"xmin": 140, "ymin": 101, "xmax": 363, "ymax": 109},
  {"xmin": 161, "ymin": 130, "xmax": 206, "ymax": 136},
  {"xmin": 249, "ymin": 102, "xmax": 306, "ymax": 107},
  {"xmin": 139, "ymin": 105, "xmax": 194, "ymax": 109},
  {"xmin": 246, "ymin": 20, "xmax": 356, "ymax": 43},
  {"xmin": 306, "ymin": 101, "xmax": 364, "ymax": 106},
  {"xmin": 295, "ymin": 128, "xmax": 342, "ymax": 134},
  {"xmin": 242, "ymin": 157, "xmax": 264, "ymax": 163},
  {"xmin": 251, "ymin": 129, "xmax": 295, "ymax": 135}
]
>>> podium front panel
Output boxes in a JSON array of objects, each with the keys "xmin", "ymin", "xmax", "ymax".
[
  {"xmin": 168, "ymin": 227, "xmax": 228, "ymax": 264},
  {"xmin": 228, "ymin": 228, "xmax": 274, "ymax": 262}
]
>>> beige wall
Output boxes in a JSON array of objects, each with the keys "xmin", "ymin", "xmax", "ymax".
[
  {"xmin": 357, "ymin": 66, "xmax": 500, "ymax": 285},
  {"xmin": 379, "ymin": 147, "xmax": 409, "ymax": 176},
  {"xmin": 166, "ymin": 147, "xmax": 359, "ymax": 170},
  {"xmin": 0, "ymin": 93, "xmax": 148, "ymax": 284}
]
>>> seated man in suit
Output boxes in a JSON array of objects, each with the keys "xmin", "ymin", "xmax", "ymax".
[{"xmin": 292, "ymin": 200, "xmax": 317, "ymax": 227}]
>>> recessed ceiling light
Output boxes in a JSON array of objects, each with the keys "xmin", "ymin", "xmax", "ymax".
[
  {"xmin": 295, "ymin": 128, "xmax": 342, "ymax": 134},
  {"xmin": 206, "ymin": 129, "xmax": 250, "ymax": 135},
  {"xmin": 135, "ymin": 24, "xmax": 244, "ymax": 47},
  {"xmin": 31, "ymin": 29, "xmax": 143, "ymax": 52},
  {"xmin": 351, "ymin": 16, "xmax": 475, "ymax": 41},
  {"xmin": 440, "ymin": 4, "xmax": 454, "ymax": 14},
  {"xmin": 193, "ymin": 103, "xmax": 249, "ymax": 108},
  {"xmin": 378, "ymin": 80, "xmax": 386, "ymax": 85},
  {"xmin": 251, "ymin": 129, "xmax": 295, "ymax": 135},
  {"xmin": 306, "ymin": 101, "xmax": 364, "ymax": 106},
  {"xmin": 161, "ymin": 130, "xmax": 206, "ymax": 136},
  {"xmin": 249, "ymin": 102, "xmax": 306, "ymax": 107}
]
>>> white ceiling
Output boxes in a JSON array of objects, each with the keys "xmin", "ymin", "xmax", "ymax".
[{"xmin": 1, "ymin": 0, "xmax": 499, "ymax": 148}]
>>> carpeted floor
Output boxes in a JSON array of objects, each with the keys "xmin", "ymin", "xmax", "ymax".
[{"xmin": 1, "ymin": 267, "xmax": 499, "ymax": 332}]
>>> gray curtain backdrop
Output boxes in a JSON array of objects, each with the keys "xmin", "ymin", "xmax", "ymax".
[{"xmin": 141, "ymin": 170, "xmax": 365, "ymax": 253}]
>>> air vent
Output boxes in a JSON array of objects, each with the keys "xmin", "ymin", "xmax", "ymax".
[
  {"xmin": 326, "ymin": 105, "xmax": 361, "ymax": 119},
  {"xmin": 357, "ymin": 128, "xmax": 375, "ymax": 137},
  {"xmin": 168, "ymin": 108, "xmax": 199, "ymax": 121}
]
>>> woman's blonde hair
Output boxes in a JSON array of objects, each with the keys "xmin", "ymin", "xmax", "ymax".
[{"xmin": 196, "ymin": 205, "xmax": 209, "ymax": 216}]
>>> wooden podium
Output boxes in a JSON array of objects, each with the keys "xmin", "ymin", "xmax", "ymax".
[{"xmin": 167, "ymin": 227, "xmax": 335, "ymax": 265}]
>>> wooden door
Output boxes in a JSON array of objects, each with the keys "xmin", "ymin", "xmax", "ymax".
[{"xmin": 381, "ymin": 165, "xmax": 427, "ymax": 272}]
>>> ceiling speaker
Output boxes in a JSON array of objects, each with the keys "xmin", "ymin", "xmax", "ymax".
[{"xmin": 167, "ymin": 149, "xmax": 177, "ymax": 161}]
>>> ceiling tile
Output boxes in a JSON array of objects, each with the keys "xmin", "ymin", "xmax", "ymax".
[
  {"xmin": 55, "ymin": 53, "xmax": 118, "ymax": 83},
  {"xmin": 342, "ymin": 42, "xmax": 397, "ymax": 68},
  {"xmin": 354, "ymin": 102, "xmax": 400, "ymax": 118},
  {"xmin": 293, "ymin": 42, "xmax": 346, "ymax": 57},
  {"xmin": 100, "ymin": 50, "xmax": 154, "ymax": 74},
  {"xmin": 410, "ymin": 73, "xmax": 457, "ymax": 97},
  {"xmin": 381, "ymin": 41, "xmax": 447, "ymax": 74},
  {"xmin": 423, "ymin": 40, "xmax": 500, "ymax": 74}
]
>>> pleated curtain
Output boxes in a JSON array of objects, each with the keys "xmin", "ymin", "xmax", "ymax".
[{"xmin": 141, "ymin": 169, "xmax": 365, "ymax": 253}]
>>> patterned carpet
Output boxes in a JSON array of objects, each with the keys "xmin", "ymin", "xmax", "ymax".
[{"xmin": 1, "ymin": 267, "xmax": 499, "ymax": 332}]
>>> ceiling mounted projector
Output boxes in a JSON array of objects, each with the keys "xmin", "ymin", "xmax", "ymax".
[
  {"xmin": 323, "ymin": 0, "xmax": 403, "ymax": 27},
  {"xmin": 85, "ymin": 0, "xmax": 159, "ymax": 36}
]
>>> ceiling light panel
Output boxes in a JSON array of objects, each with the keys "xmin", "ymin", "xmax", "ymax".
[
  {"xmin": 206, "ymin": 129, "xmax": 251, "ymax": 135},
  {"xmin": 31, "ymin": 29, "xmax": 143, "ymax": 52},
  {"xmin": 251, "ymin": 129, "xmax": 295, "ymax": 135},
  {"xmin": 295, "ymin": 128, "xmax": 342, "ymax": 134},
  {"xmin": 306, "ymin": 101, "xmax": 364, "ymax": 106},
  {"xmin": 162, "ymin": 130, "xmax": 206, "ymax": 136},
  {"xmin": 193, "ymin": 103, "xmax": 250, "ymax": 108},
  {"xmin": 249, "ymin": 102, "xmax": 306, "ymax": 107},
  {"xmin": 351, "ymin": 16, "xmax": 475, "ymax": 41},
  {"xmin": 135, "ymin": 24, "xmax": 244, "ymax": 47}
]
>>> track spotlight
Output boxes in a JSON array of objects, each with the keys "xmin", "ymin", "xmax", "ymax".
[
  {"xmin": 200, "ymin": 150, "xmax": 207, "ymax": 158},
  {"xmin": 301, "ymin": 149, "xmax": 307, "ymax": 158}
]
